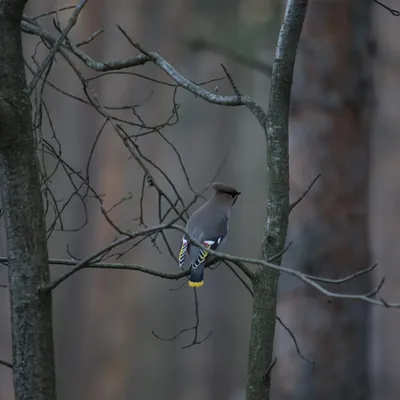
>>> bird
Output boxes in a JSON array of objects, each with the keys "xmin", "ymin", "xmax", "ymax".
[{"xmin": 178, "ymin": 182, "xmax": 240, "ymax": 288}]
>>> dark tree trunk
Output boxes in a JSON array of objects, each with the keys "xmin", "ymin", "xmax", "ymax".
[
  {"xmin": 0, "ymin": 1, "xmax": 56, "ymax": 399},
  {"xmin": 273, "ymin": 0, "xmax": 373, "ymax": 399},
  {"xmin": 245, "ymin": 1, "xmax": 309, "ymax": 400}
]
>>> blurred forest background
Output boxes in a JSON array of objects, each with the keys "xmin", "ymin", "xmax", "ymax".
[{"xmin": 1, "ymin": 0, "xmax": 400, "ymax": 399}]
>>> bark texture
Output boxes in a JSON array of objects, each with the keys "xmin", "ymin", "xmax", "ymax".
[
  {"xmin": 245, "ymin": 2, "xmax": 309, "ymax": 400},
  {"xmin": 0, "ymin": 1, "xmax": 57, "ymax": 399}
]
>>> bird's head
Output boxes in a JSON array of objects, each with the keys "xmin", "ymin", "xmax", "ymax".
[{"xmin": 208, "ymin": 182, "xmax": 241, "ymax": 205}]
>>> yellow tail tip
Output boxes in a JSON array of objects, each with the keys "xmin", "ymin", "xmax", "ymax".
[{"xmin": 189, "ymin": 280, "xmax": 204, "ymax": 288}]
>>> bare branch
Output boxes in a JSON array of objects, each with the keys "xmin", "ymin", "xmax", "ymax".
[
  {"xmin": 0, "ymin": 359, "xmax": 13, "ymax": 370},
  {"xmin": 262, "ymin": 357, "xmax": 277, "ymax": 388},
  {"xmin": 223, "ymin": 261, "xmax": 312, "ymax": 365},
  {"xmin": 224, "ymin": 261, "xmax": 254, "ymax": 296},
  {"xmin": 76, "ymin": 26, "xmax": 104, "ymax": 47},
  {"xmin": 220, "ymin": 63, "xmax": 241, "ymax": 96},
  {"xmin": 152, "ymin": 288, "xmax": 212, "ymax": 349},
  {"xmin": 372, "ymin": 0, "xmax": 400, "ymax": 15},
  {"xmin": 21, "ymin": 18, "xmax": 270, "ymax": 131},
  {"xmin": 276, "ymin": 316, "xmax": 314, "ymax": 364},
  {"xmin": 28, "ymin": 0, "xmax": 88, "ymax": 93},
  {"xmin": 21, "ymin": 18, "xmax": 240, "ymax": 106},
  {"xmin": 289, "ymin": 173, "xmax": 321, "ymax": 212},
  {"xmin": 117, "ymin": 26, "xmax": 243, "ymax": 106},
  {"xmin": 27, "ymin": 222, "xmax": 389, "ymax": 307},
  {"xmin": 366, "ymin": 276, "xmax": 386, "ymax": 298},
  {"xmin": 304, "ymin": 263, "xmax": 378, "ymax": 285},
  {"xmin": 41, "ymin": 222, "xmax": 184, "ymax": 291},
  {"xmin": 267, "ymin": 242, "xmax": 292, "ymax": 263},
  {"xmin": 30, "ymin": 5, "xmax": 76, "ymax": 21}
]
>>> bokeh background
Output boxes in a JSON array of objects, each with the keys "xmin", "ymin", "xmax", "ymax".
[{"xmin": 1, "ymin": 0, "xmax": 400, "ymax": 399}]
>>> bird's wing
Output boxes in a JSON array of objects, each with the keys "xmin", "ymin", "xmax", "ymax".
[
  {"xmin": 184, "ymin": 211, "xmax": 229, "ymax": 269},
  {"xmin": 178, "ymin": 237, "xmax": 188, "ymax": 268},
  {"xmin": 190, "ymin": 236, "xmax": 224, "ymax": 270}
]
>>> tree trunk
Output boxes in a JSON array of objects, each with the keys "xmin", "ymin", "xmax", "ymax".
[
  {"xmin": 245, "ymin": 1, "xmax": 309, "ymax": 400},
  {"xmin": 273, "ymin": 0, "xmax": 373, "ymax": 399},
  {"xmin": 0, "ymin": 1, "xmax": 56, "ymax": 400}
]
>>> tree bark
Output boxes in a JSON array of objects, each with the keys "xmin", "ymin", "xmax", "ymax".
[
  {"xmin": 273, "ymin": 0, "xmax": 373, "ymax": 399},
  {"xmin": 245, "ymin": 1, "xmax": 309, "ymax": 400},
  {"xmin": 0, "ymin": 1, "xmax": 57, "ymax": 399}
]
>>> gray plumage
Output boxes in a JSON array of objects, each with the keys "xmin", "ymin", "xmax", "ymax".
[{"xmin": 178, "ymin": 182, "xmax": 240, "ymax": 287}]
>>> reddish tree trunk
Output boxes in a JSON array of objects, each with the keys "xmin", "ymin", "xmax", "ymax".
[{"xmin": 273, "ymin": 1, "xmax": 373, "ymax": 399}]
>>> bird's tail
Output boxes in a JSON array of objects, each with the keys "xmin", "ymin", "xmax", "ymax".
[
  {"xmin": 189, "ymin": 264, "xmax": 204, "ymax": 288},
  {"xmin": 188, "ymin": 241, "xmax": 213, "ymax": 288}
]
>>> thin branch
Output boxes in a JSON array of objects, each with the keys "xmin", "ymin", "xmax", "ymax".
[
  {"xmin": 166, "ymin": 226, "xmax": 390, "ymax": 307},
  {"xmin": 289, "ymin": 174, "xmax": 321, "ymax": 212},
  {"xmin": 118, "ymin": 28, "xmax": 243, "ymax": 106},
  {"xmin": 223, "ymin": 258, "xmax": 254, "ymax": 281},
  {"xmin": 21, "ymin": 18, "xmax": 238, "ymax": 104},
  {"xmin": 262, "ymin": 357, "xmax": 277, "ymax": 388},
  {"xmin": 21, "ymin": 20, "xmax": 265, "ymax": 112},
  {"xmin": 276, "ymin": 315, "xmax": 314, "ymax": 364},
  {"xmin": 366, "ymin": 276, "xmax": 386, "ymax": 298},
  {"xmin": 152, "ymin": 288, "xmax": 212, "ymax": 349},
  {"xmin": 30, "ymin": 223, "xmax": 390, "ymax": 307},
  {"xmin": 41, "ymin": 223, "xmax": 185, "ymax": 291},
  {"xmin": 28, "ymin": 0, "xmax": 88, "ymax": 93},
  {"xmin": 76, "ymin": 26, "xmax": 104, "ymax": 47},
  {"xmin": 0, "ymin": 257, "xmax": 190, "ymax": 281},
  {"xmin": 372, "ymin": 0, "xmax": 400, "ymax": 15},
  {"xmin": 221, "ymin": 63, "xmax": 241, "ymax": 96},
  {"xmin": 224, "ymin": 261, "xmax": 254, "ymax": 296},
  {"xmin": 267, "ymin": 242, "xmax": 292, "ymax": 262},
  {"xmin": 303, "ymin": 263, "xmax": 378, "ymax": 285},
  {"xmin": 30, "ymin": 5, "xmax": 76, "ymax": 20},
  {"xmin": 0, "ymin": 359, "xmax": 13, "ymax": 369},
  {"xmin": 223, "ymin": 260, "xmax": 312, "ymax": 365}
]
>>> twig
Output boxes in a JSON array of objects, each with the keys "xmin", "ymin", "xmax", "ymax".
[
  {"xmin": 117, "ymin": 26, "xmax": 243, "ymax": 106},
  {"xmin": 25, "ymin": 222, "xmax": 388, "ymax": 307},
  {"xmin": 267, "ymin": 242, "xmax": 292, "ymax": 262},
  {"xmin": 0, "ymin": 359, "xmax": 13, "ymax": 369},
  {"xmin": 76, "ymin": 26, "xmax": 104, "ymax": 47},
  {"xmin": 40, "ymin": 222, "xmax": 186, "ymax": 291},
  {"xmin": 224, "ymin": 261, "xmax": 254, "ymax": 296},
  {"xmin": 366, "ymin": 276, "xmax": 386, "ymax": 298},
  {"xmin": 31, "ymin": 5, "xmax": 76, "ymax": 20},
  {"xmin": 289, "ymin": 174, "xmax": 321, "ymax": 212},
  {"xmin": 21, "ymin": 20, "xmax": 263, "ymax": 110},
  {"xmin": 152, "ymin": 288, "xmax": 212, "ymax": 349},
  {"xmin": 276, "ymin": 316, "xmax": 314, "ymax": 364},
  {"xmin": 372, "ymin": 0, "xmax": 400, "ymax": 16},
  {"xmin": 28, "ymin": 0, "xmax": 89, "ymax": 93},
  {"xmin": 221, "ymin": 63, "xmax": 241, "ymax": 96},
  {"xmin": 262, "ymin": 357, "xmax": 277, "ymax": 387},
  {"xmin": 303, "ymin": 263, "xmax": 378, "ymax": 285}
]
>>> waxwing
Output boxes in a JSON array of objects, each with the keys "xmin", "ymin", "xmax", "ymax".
[{"xmin": 178, "ymin": 182, "xmax": 240, "ymax": 287}]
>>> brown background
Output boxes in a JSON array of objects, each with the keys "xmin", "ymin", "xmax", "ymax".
[{"xmin": 1, "ymin": 0, "xmax": 399, "ymax": 399}]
